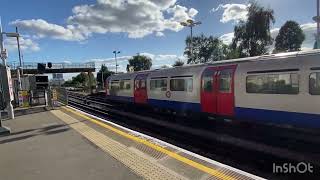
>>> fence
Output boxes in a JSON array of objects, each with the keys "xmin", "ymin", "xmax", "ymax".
[{"xmin": 54, "ymin": 88, "xmax": 68, "ymax": 106}]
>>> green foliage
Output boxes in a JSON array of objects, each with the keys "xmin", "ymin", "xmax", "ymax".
[
  {"xmin": 127, "ymin": 55, "xmax": 152, "ymax": 71},
  {"xmin": 96, "ymin": 65, "xmax": 114, "ymax": 85},
  {"xmin": 184, "ymin": 34, "xmax": 229, "ymax": 64},
  {"xmin": 274, "ymin": 21, "xmax": 305, "ymax": 53},
  {"xmin": 232, "ymin": 1, "xmax": 275, "ymax": 57},
  {"xmin": 63, "ymin": 72, "xmax": 96, "ymax": 89},
  {"xmin": 172, "ymin": 60, "xmax": 184, "ymax": 67},
  {"xmin": 224, "ymin": 46, "xmax": 241, "ymax": 60}
]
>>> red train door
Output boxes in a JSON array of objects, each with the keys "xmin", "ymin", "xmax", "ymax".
[
  {"xmin": 201, "ymin": 67, "xmax": 218, "ymax": 113},
  {"xmin": 201, "ymin": 65, "xmax": 236, "ymax": 117},
  {"xmin": 134, "ymin": 74, "xmax": 148, "ymax": 104},
  {"xmin": 216, "ymin": 65, "xmax": 236, "ymax": 116}
]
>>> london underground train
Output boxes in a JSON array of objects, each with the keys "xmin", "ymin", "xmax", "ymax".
[{"xmin": 105, "ymin": 50, "xmax": 320, "ymax": 129}]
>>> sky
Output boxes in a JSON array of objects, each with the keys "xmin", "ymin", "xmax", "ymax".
[{"xmin": 0, "ymin": 0, "xmax": 318, "ymax": 79}]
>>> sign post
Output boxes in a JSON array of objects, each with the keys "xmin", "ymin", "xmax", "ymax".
[
  {"xmin": 18, "ymin": 90, "xmax": 29, "ymax": 107},
  {"xmin": 0, "ymin": 90, "xmax": 10, "ymax": 135},
  {"xmin": 52, "ymin": 89, "xmax": 58, "ymax": 107}
]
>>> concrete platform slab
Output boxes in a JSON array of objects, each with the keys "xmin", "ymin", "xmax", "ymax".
[{"xmin": 0, "ymin": 111, "xmax": 142, "ymax": 180}]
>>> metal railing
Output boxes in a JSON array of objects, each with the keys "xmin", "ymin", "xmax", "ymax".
[{"xmin": 8, "ymin": 62, "xmax": 95, "ymax": 70}]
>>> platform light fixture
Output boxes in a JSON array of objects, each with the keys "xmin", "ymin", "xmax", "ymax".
[
  {"xmin": 113, "ymin": 50, "xmax": 121, "ymax": 74},
  {"xmin": 180, "ymin": 19, "xmax": 201, "ymax": 63}
]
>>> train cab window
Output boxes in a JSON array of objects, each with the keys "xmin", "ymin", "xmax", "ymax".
[
  {"xmin": 219, "ymin": 70, "xmax": 232, "ymax": 93},
  {"xmin": 150, "ymin": 79, "xmax": 167, "ymax": 91},
  {"xmin": 310, "ymin": 72, "xmax": 320, "ymax": 95},
  {"xmin": 170, "ymin": 78, "xmax": 193, "ymax": 92},
  {"xmin": 246, "ymin": 73, "xmax": 299, "ymax": 94}
]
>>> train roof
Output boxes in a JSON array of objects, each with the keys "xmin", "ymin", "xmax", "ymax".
[{"xmin": 109, "ymin": 49, "xmax": 320, "ymax": 79}]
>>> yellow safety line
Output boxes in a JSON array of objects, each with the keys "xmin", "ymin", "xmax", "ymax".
[{"xmin": 63, "ymin": 106, "xmax": 236, "ymax": 180}]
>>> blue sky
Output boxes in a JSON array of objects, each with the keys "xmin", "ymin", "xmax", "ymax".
[{"xmin": 0, "ymin": 0, "xmax": 318, "ymax": 77}]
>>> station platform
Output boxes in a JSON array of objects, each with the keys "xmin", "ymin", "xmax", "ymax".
[{"xmin": 0, "ymin": 106, "xmax": 265, "ymax": 180}]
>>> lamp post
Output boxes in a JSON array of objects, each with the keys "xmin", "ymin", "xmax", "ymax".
[
  {"xmin": 113, "ymin": 50, "xmax": 120, "ymax": 74},
  {"xmin": 15, "ymin": 27, "xmax": 23, "ymax": 75},
  {"xmin": 313, "ymin": 0, "xmax": 320, "ymax": 49},
  {"xmin": 180, "ymin": 19, "xmax": 201, "ymax": 63}
]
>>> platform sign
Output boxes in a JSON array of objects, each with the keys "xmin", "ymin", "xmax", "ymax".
[
  {"xmin": 18, "ymin": 90, "xmax": 29, "ymax": 107},
  {"xmin": 52, "ymin": 89, "xmax": 58, "ymax": 106},
  {"xmin": 7, "ymin": 67, "xmax": 14, "ymax": 101}
]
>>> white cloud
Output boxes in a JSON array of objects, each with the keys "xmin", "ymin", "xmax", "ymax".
[
  {"xmin": 300, "ymin": 23, "xmax": 317, "ymax": 50},
  {"xmin": 219, "ymin": 32, "xmax": 234, "ymax": 45},
  {"xmin": 11, "ymin": 0, "xmax": 198, "ymax": 40},
  {"xmin": 156, "ymin": 32, "xmax": 165, "ymax": 37},
  {"xmin": 212, "ymin": 3, "xmax": 249, "ymax": 23},
  {"xmin": 10, "ymin": 19, "xmax": 86, "ymax": 41},
  {"xmin": 219, "ymin": 22, "xmax": 318, "ymax": 51},
  {"xmin": 4, "ymin": 36, "xmax": 40, "ymax": 52}
]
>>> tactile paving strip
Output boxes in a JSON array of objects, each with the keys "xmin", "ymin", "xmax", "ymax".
[{"xmin": 51, "ymin": 110, "xmax": 186, "ymax": 180}]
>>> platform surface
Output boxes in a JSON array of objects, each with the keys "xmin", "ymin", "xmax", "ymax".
[
  {"xmin": 0, "ymin": 110, "xmax": 141, "ymax": 180},
  {"xmin": 0, "ymin": 107, "xmax": 264, "ymax": 180}
]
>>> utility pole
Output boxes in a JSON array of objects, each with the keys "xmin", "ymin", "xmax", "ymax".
[
  {"xmin": 113, "ymin": 50, "xmax": 120, "ymax": 74},
  {"xmin": 101, "ymin": 64, "xmax": 104, "ymax": 89},
  {"xmin": 15, "ymin": 27, "xmax": 22, "ymax": 90},
  {"xmin": 180, "ymin": 19, "xmax": 201, "ymax": 63},
  {"xmin": 313, "ymin": 0, "xmax": 320, "ymax": 49}
]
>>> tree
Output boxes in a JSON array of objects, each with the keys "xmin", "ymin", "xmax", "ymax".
[
  {"xmin": 97, "ymin": 65, "xmax": 114, "ymax": 85},
  {"xmin": 225, "ymin": 46, "xmax": 241, "ymax": 60},
  {"xmin": 274, "ymin": 21, "xmax": 305, "ymax": 53},
  {"xmin": 127, "ymin": 55, "xmax": 152, "ymax": 71},
  {"xmin": 232, "ymin": 1, "xmax": 275, "ymax": 57},
  {"xmin": 173, "ymin": 60, "xmax": 184, "ymax": 67},
  {"xmin": 63, "ymin": 72, "xmax": 96, "ymax": 89},
  {"xmin": 184, "ymin": 34, "xmax": 229, "ymax": 64},
  {"xmin": 72, "ymin": 72, "xmax": 88, "ymax": 87}
]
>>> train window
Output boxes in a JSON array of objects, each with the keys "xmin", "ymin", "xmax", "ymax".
[
  {"xmin": 120, "ymin": 81, "xmax": 124, "ymax": 89},
  {"xmin": 125, "ymin": 82, "xmax": 131, "ymax": 90},
  {"xmin": 310, "ymin": 72, "xmax": 320, "ymax": 95},
  {"xmin": 187, "ymin": 78, "xmax": 193, "ymax": 92},
  {"xmin": 246, "ymin": 73, "xmax": 299, "ymax": 94},
  {"xmin": 140, "ymin": 80, "xmax": 146, "ymax": 89},
  {"xmin": 135, "ymin": 80, "xmax": 140, "ymax": 90},
  {"xmin": 170, "ymin": 78, "xmax": 193, "ymax": 92},
  {"xmin": 219, "ymin": 70, "xmax": 232, "ymax": 93},
  {"xmin": 150, "ymin": 79, "xmax": 167, "ymax": 91},
  {"xmin": 120, "ymin": 80, "xmax": 131, "ymax": 90},
  {"xmin": 202, "ymin": 71, "xmax": 214, "ymax": 92},
  {"xmin": 110, "ymin": 81, "xmax": 119, "ymax": 90},
  {"xmin": 110, "ymin": 81, "xmax": 120, "ymax": 95}
]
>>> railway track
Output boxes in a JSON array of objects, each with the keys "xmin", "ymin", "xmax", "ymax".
[{"xmin": 65, "ymin": 91, "xmax": 320, "ymax": 180}]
